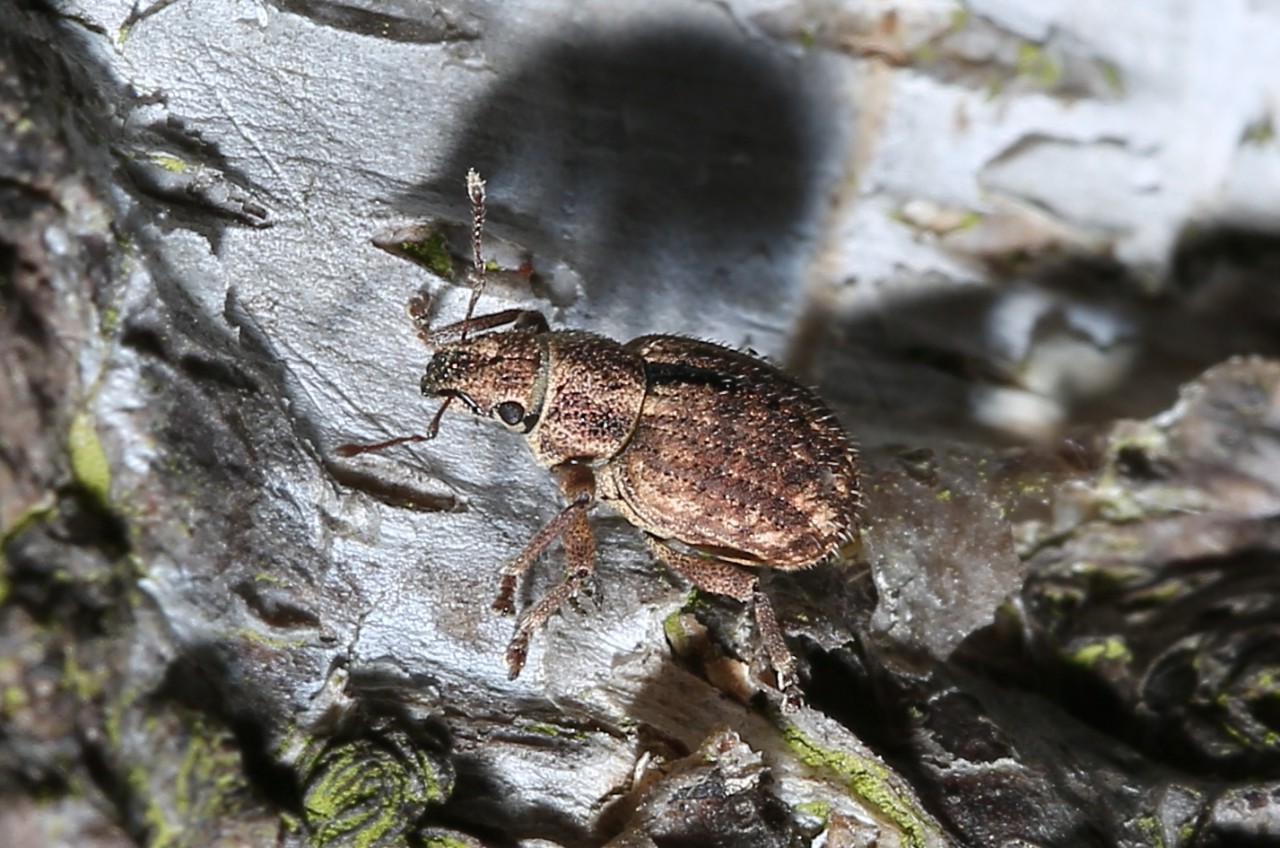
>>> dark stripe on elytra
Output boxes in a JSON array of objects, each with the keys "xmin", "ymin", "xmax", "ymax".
[{"xmin": 643, "ymin": 360, "xmax": 744, "ymax": 392}]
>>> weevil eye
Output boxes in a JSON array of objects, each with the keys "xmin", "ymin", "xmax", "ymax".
[{"xmin": 494, "ymin": 401, "xmax": 526, "ymax": 427}]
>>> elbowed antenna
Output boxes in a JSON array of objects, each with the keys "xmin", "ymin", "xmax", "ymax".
[
  {"xmin": 427, "ymin": 168, "xmax": 491, "ymax": 435},
  {"xmin": 336, "ymin": 169, "xmax": 492, "ymax": 456}
]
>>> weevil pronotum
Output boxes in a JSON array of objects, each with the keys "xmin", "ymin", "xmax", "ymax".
[{"xmin": 340, "ymin": 170, "xmax": 860, "ymax": 707}]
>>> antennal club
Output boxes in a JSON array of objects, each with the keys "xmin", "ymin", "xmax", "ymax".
[{"xmin": 461, "ymin": 167, "xmax": 487, "ymax": 341}]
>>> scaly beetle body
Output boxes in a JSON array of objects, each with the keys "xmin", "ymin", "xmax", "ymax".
[{"xmin": 346, "ymin": 172, "xmax": 860, "ymax": 706}]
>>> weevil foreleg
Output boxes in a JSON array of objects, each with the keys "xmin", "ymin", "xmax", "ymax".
[
  {"xmin": 645, "ymin": 537, "xmax": 801, "ymax": 709},
  {"xmin": 499, "ymin": 462, "xmax": 598, "ymax": 679}
]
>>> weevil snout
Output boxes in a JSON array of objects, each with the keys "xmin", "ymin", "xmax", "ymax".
[{"xmin": 420, "ymin": 330, "xmax": 547, "ymax": 432}]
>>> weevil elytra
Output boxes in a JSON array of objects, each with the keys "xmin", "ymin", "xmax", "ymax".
[{"xmin": 341, "ymin": 171, "xmax": 860, "ymax": 706}]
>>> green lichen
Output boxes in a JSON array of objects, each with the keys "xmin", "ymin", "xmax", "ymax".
[
  {"xmin": 1069, "ymin": 637, "xmax": 1132, "ymax": 668},
  {"xmin": 230, "ymin": 627, "xmax": 307, "ymax": 650},
  {"xmin": 663, "ymin": 609, "xmax": 694, "ymax": 655},
  {"xmin": 1242, "ymin": 115, "xmax": 1276, "ymax": 146},
  {"xmin": 62, "ymin": 645, "xmax": 110, "ymax": 703},
  {"xmin": 252, "ymin": 571, "xmax": 289, "ymax": 588},
  {"xmin": 149, "ymin": 153, "xmax": 190, "ymax": 173},
  {"xmin": 525, "ymin": 722, "xmax": 562, "ymax": 737},
  {"xmin": 301, "ymin": 730, "xmax": 450, "ymax": 848},
  {"xmin": 113, "ymin": 226, "xmax": 137, "ymax": 255},
  {"xmin": 101, "ymin": 306, "xmax": 120, "ymax": 337},
  {"xmin": 795, "ymin": 799, "xmax": 831, "ymax": 824},
  {"xmin": 2, "ymin": 684, "xmax": 28, "ymax": 715},
  {"xmin": 69, "ymin": 411, "xmax": 111, "ymax": 509},
  {"xmin": 1135, "ymin": 814, "xmax": 1164, "ymax": 848},
  {"xmin": 399, "ymin": 231, "xmax": 454, "ymax": 278},
  {"xmin": 1100, "ymin": 60, "xmax": 1124, "ymax": 95},
  {"xmin": 133, "ymin": 763, "xmax": 182, "ymax": 848},
  {"xmin": 103, "ymin": 687, "xmax": 137, "ymax": 753},
  {"xmin": 170, "ymin": 719, "xmax": 248, "ymax": 837},
  {"xmin": 1129, "ymin": 579, "xmax": 1183, "ymax": 607},
  {"xmin": 1, "ymin": 494, "xmax": 57, "ymax": 568},
  {"xmin": 1016, "ymin": 43, "xmax": 1061, "ymax": 87},
  {"xmin": 911, "ymin": 42, "xmax": 938, "ymax": 64},
  {"xmin": 422, "ymin": 836, "xmax": 473, "ymax": 848},
  {"xmin": 782, "ymin": 724, "xmax": 929, "ymax": 848},
  {"xmin": 305, "ymin": 746, "xmax": 400, "ymax": 847}
]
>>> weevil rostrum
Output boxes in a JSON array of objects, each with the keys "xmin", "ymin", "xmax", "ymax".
[{"xmin": 341, "ymin": 171, "xmax": 860, "ymax": 706}]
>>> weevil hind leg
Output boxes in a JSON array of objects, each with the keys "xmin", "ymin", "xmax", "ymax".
[
  {"xmin": 645, "ymin": 537, "xmax": 802, "ymax": 710},
  {"xmin": 500, "ymin": 463, "xmax": 597, "ymax": 679}
]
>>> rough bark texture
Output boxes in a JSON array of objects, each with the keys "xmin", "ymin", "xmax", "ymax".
[{"xmin": 3, "ymin": 1, "xmax": 1280, "ymax": 847}]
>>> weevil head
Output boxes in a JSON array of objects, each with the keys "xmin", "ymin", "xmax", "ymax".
[{"xmin": 420, "ymin": 330, "xmax": 547, "ymax": 433}]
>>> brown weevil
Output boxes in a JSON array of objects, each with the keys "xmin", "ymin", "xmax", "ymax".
[{"xmin": 341, "ymin": 170, "xmax": 860, "ymax": 707}]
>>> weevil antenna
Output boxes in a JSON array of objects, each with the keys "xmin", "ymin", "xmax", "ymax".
[
  {"xmin": 461, "ymin": 168, "xmax": 487, "ymax": 341},
  {"xmin": 335, "ymin": 171, "xmax": 489, "ymax": 457}
]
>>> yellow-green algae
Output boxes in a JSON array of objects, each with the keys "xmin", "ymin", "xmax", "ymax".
[
  {"xmin": 170, "ymin": 718, "xmax": 248, "ymax": 843},
  {"xmin": 2, "ymin": 682, "xmax": 28, "ymax": 715},
  {"xmin": 62, "ymin": 644, "xmax": 110, "ymax": 703},
  {"xmin": 126, "ymin": 717, "xmax": 247, "ymax": 848},
  {"xmin": 422, "ymin": 836, "xmax": 473, "ymax": 848},
  {"xmin": 782, "ymin": 724, "xmax": 929, "ymax": 848},
  {"xmin": 1015, "ymin": 43, "xmax": 1061, "ymax": 87},
  {"xmin": 100, "ymin": 677, "xmax": 254, "ymax": 848},
  {"xmin": 1135, "ymin": 813, "xmax": 1165, "ymax": 848},
  {"xmin": 1069, "ymin": 637, "xmax": 1132, "ymax": 668},
  {"xmin": 1242, "ymin": 116, "xmax": 1276, "ymax": 146},
  {"xmin": 1100, "ymin": 60, "xmax": 1124, "ymax": 95},
  {"xmin": 525, "ymin": 722, "xmax": 563, "ymax": 737},
  {"xmin": 1, "ymin": 494, "xmax": 57, "ymax": 568},
  {"xmin": 69, "ymin": 410, "xmax": 111, "ymax": 508},
  {"xmin": 662, "ymin": 608, "xmax": 695, "ymax": 656},
  {"xmin": 252, "ymin": 570, "xmax": 289, "ymax": 588},
  {"xmin": 399, "ymin": 231, "xmax": 453, "ymax": 278},
  {"xmin": 795, "ymin": 799, "xmax": 831, "ymax": 824},
  {"xmin": 148, "ymin": 153, "xmax": 190, "ymax": 173},
  {"xmin": 100, "ymin": 306, "xmax": 120, "ymax": 337}
]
